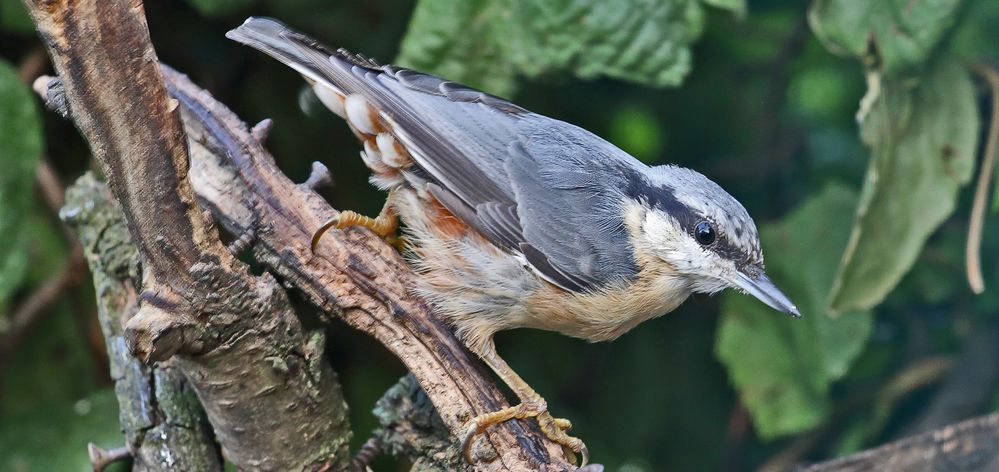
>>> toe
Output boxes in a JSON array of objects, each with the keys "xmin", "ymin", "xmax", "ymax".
[{"xmin": 552, "ymin": 417, "xmax": 572, "ymax": 431}]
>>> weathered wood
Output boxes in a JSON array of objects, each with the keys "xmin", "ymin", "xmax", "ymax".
[
  {"xmin": 799, "ymin": 413, "xmax": 999, "ymax": 472},
  {"xmin": 24, "ymin": 1, "xmax": 352, "ymax": 470},
  {"xmin": 162, "ymin": 66, "xmax": 574, "ymax": 470},
  {"xmin": 63, "ymin": 174, "xmax": 222, "ymax": 472}
]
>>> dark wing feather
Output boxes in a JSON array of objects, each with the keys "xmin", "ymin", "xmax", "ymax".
[
  {"xmin": 227, "ymin": 17, "xmax": 641, "ymax": 291},
  {"xmin": 505, "ymin": 124, "xmax": 641, "ymax": 290}
]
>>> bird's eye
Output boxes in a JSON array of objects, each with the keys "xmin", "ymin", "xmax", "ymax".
[{"xmin": 694, "ymin": 221, "xmax": 716, "ymax": 245}]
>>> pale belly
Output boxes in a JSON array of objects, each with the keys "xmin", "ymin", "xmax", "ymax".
[{"xmin": 389, "ymin": 187, "xmax": 691, "ymax": 352}]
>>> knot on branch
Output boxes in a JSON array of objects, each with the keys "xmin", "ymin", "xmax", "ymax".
[{"xmin": 125, "ymin": 302, "xmax": 209, "ymax": 363}]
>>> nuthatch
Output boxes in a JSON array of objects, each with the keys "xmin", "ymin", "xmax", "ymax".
[{"xmin": 228, "ymin": 17, "xmax": 800, "ymax": 466}]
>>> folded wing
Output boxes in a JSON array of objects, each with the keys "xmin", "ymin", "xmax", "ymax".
[{"xmin": 228, "ymin": 17, "xmax": 641, "ymax": 291}]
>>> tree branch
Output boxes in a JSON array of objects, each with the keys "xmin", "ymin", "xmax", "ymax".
[
  {"xmin": 63, "ymin": 174, "xmax": 222, "ymax": 471},
  {"xmin": 799, "ymin": 413, "xmax": 999, "ymax": 472},
  {"xmin": 370, "ymin": 374, "xmax": 462, "ymax": 471},
  {"xmin": 24, "ymin": 1, "xmax": 351, "ymax": 469}
]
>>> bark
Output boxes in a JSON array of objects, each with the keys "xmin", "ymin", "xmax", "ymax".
[
  {"xmin": 24, "ymin": 1, "xmax": 351, "ymax": 470},
  {"xmin": 62, "ymin": 174, "xmax": 222, "ymax": 471},
  {"xmin": 799, "ymin": 413, "xmax": 999, "ymax": 472},
  {"xmin": 371, "ymin": 375, "xmax": 463, "ymax": 471}
]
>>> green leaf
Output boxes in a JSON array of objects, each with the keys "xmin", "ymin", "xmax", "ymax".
[
  {"xmin": 829, "ymin": 57, "xmax": 978, "ymax": 313},
  {"xmin": 952, "ymin": 0, "xmax": 999, "ymax": 60},
  {"xmin": 397, "ymin": 0, "xmax": 522, "ymax": 96},
  {"xmin": 0, "ymin": 390, "xmax": 122, "ymax": 471},
  {"xmin": 0, "ymin": 0, "xmax": 34, "ymax": 34},
  {"xmin": 716, "ymin": 184, "xmax": 872, "ymax": 439},
  {"xmin": 0, "ymin": 59, "xmax": 43, "ymax": 314},
  {"xmin": 397, "ymin": 0, "xmax": 738, "ymax": 97},
  {"xmin": 808, "ymin": 0, "xmax": 966, "ymax": 77},
  {"xmin": 185, "ymin": 0, "xmax": 256, "ymax": 17}
]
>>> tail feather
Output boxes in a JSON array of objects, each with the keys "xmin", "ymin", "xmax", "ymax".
[{"xmin": 226, "ymin": 17, "xmax": 380, "ymax": 98}]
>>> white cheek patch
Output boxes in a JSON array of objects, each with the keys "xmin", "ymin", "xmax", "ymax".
[
  {"xmin": 642, "ymin": 210, "xmax": 734, "ymax": 275},
  {"xmin": 642, "ymin": 211, "xmax": 687, "ymax": 253}
]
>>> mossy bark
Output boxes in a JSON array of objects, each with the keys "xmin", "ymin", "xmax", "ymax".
[{"xmin": 63, "ymin": 173, "xmax": 222, "ymax": 471}]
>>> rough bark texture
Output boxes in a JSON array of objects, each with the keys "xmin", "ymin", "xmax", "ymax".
[
  {"xmin": 372, "ymin": 375, "xmax": 463, "ymax": 471},
  {"xmin": 799, "ymin": 413, "xmax": 999, "ymax": 472},
  {"xmin": 25, "ymin": 1, "xmax": 352, "ymax": 470},
  {"xmin": 62, "ymin": 174, "xmax": 222, "ymax": 471},
  {"xmin": 162, "ymin": 66, "xmax": 573, "ymax": 470}
]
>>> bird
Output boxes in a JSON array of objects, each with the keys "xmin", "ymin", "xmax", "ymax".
[{"xmin": 227, "ymin": 17, "xmax": 800, "ymax": 467}]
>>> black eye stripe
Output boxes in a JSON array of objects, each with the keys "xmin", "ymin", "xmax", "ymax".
[{"xmin": 622, "ymin": 174, "xmax": 758, "ymax": 269}]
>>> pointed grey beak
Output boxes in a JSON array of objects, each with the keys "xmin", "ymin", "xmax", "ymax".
[{"xmin": 733, "ymin": 271, "xmax": 800, "ymax": 317}]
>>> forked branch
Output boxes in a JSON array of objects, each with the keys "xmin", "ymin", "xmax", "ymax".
[{"xmin": 25, "ymin": 1, "xmax": 350, "ymax": 469}]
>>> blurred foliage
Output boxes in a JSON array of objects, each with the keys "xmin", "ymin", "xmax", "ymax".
[
  {"xmin": 0, "ymin": 0, "xmax": 32, "ymax": 34},
  {"xmin": 0, "ymin": 58, "xmax": 41, "ymax": 314},
  {"xmin": 186, "ymin": 0, "xmax": 257, "ymax": 18},
  {"xmin": 809, "ymin": 0, "xmax": 965, "ymax": 76},
  {"xmin": 718, "ymin": 184, "xmax": 872, "ymax": 439},
  {"xmin": 0, "ymin": 390, "xmax": 122, "ymax": 472},
  {"xmin": 397, "ymin": 0, "xmax": 745, "ymax": 96},
  {"xmin": 811, "ymin": 0, "xmax": 981, "ymax": 313},
  {"xmin": 828, "ymin": 57, "xmax": 979, "ymax": 313},
  {"xmin": 2, "ymin": 0, "xmax": 999, "ymax": 470}
]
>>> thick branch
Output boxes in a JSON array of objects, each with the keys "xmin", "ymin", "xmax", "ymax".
[
  {"xmin": 26, "ymin": 1, "xmax": 352, "ymax": 469},
  {"xmin": 26, "ymin": 0, "xmax": 222, "ymax": 293},
  {"xmin": 800, "ymin": 413, "xmax": 999, "ymax": 472},
  {"xmin": 63, "ymin": 174, "xmax": 222, "ymax": 471},
  {"xmin": 161, "ymin": 66, "xmax": 573, "ymax": 470}
]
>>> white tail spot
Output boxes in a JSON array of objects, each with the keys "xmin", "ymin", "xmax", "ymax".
[
  {"xmin": 377, "ymin": 133, "xmax": 409, "ymax": 168},
  {"xmin": 345, "ymin": 94, "xmax": 378, "ymax": 135}
]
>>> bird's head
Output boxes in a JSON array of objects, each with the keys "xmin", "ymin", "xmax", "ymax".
[{"xmin": 624, "ymin": 165, "xmax": 800, "ymax": 317}]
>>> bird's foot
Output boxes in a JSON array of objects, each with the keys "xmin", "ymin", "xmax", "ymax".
[
  {"xmin": 460, "ymin": 397, "xmax": 588, "ymax": 467},
  {"xmin": 311, "ymin": 206, "xmax": 403, "ymax": 252}
]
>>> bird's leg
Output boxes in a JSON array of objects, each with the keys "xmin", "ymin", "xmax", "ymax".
[
  {"xmin": 461, "ymin": 338, "xmax": 588, "ymax": 466},
  {"xmin": 311, "ymin": 198, "xmax": 403, "ymax": 252}
]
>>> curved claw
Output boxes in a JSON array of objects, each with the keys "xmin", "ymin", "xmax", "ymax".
[
  {"xmin": 578, "ymin": 444, "xmax": 590, "ymax": 468},
  {"xmin": 310, "ymin": 216, "xmax": 340, "ymax": 253},
  {"xmin": 460, "ymin": 422, "xmax": 480, "ymax": 464}
]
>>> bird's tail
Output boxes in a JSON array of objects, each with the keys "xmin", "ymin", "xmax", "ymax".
[{"xmin": 226, "ymin": 17, "xmax": 381, "ymax": 100}]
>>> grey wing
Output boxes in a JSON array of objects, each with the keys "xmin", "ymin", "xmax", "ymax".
[
  {"xmin": 227, "ymin": 17, "xmax": 641, "ymax": 291},
  {"xmin": 503, "ymin": 119, "xmax": 641, "ymax": 290}
]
